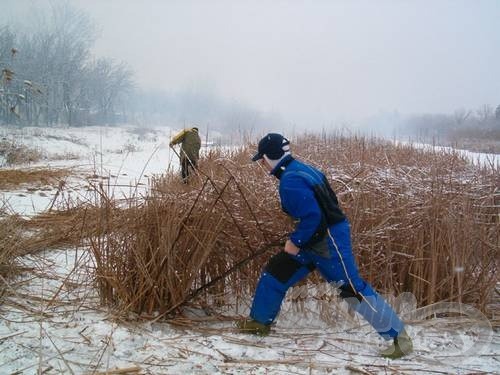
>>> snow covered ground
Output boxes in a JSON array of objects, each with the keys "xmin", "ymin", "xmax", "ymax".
[
  {"xmin": 0, "ymin": 125, "xmax": 498, "ymax": 374},
  {"xmin": 396, "ymin": 140, "xmax": 499, "ymax": 169},
  {"xmin": 0, "ymin": 125, "xmax": 182, "ymax": 217}
]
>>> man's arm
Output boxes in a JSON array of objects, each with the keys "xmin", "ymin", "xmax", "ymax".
[
  {"xmin": 170, "ymin": 129, "xmax": 188, "ymax": 146},
  {"xmin": 280, "ymin": 176, "xmax": 323, "ymax": 251}
]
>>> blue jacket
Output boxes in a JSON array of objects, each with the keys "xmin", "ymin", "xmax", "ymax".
[{"xmin": 271, "ymin": 155, "xmax": 346, "ymax": 250}]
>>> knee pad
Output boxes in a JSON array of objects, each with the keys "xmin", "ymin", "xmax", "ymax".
[
  {"xmin": 265, "ymin": 251, "xmax": 315, "ymax": 284},
  {"xmin": 339, "ymin": 284, "xmax": 363, "ymax": 303}
]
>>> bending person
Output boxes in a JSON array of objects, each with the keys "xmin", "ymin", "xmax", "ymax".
[
  {"xmin": 237, "ymin": 133, "xmax": 413, "ymax": 359},
  {"xmin": 169, "ymin": 126, "xmax": 201, "ymax": 182}
]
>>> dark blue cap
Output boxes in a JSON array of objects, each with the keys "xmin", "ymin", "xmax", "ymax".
[{"xmin": 252, "ymin": 133, "xmax": 290, "ymax": 161}]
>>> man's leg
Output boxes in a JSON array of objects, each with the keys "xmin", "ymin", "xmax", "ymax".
[
  {"xmin": 181, "ymin": 156, "xmax": 189, "ymax": 182},
  {"xmin": 188, "ymin": 159, "xmax": 197, "ymax": 178},
  {"xmin": 314, "ymin": 220, "xmax": 404, "ymax": 340},
  {"xmin": 248, "ymin": 251, "xmax": 314, "ymax": 326}
]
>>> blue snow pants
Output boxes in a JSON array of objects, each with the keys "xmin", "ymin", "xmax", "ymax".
[{"xmin": 250, "ymin": 219, "xmax": 404, "ymax": 339}]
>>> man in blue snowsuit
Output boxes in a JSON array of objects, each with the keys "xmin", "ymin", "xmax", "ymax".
[{"xmin": 237, "ymin": 133, "xmax": 413, "ymax": 359}]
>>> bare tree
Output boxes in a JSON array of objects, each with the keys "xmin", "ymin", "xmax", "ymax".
[
  {"xmin": 87, "ymin": 58, "xmax": 134, "ymax": 124},
  {"xmin": 476, "ymin": 104, "xmax": 493, "ymax": 125},
  {"xmin": 0, "ymin": 27, "xmax": 20, "ymax": 125},
  {"xmin": 42, "ymin": 3, "xmax": 95, "ymax": 125},
  {"xmin": 0, "ymin": 3, "xmax": 135, "ymax": 127},
  {"xmin": 453, "ymin": 108, "xmax": 472, "ymax": 127}
]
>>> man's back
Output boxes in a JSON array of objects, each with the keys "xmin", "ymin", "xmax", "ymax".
[
  {"xmin": 171, "ymin": 127, "xmax": 201, "ymax": 161},
  {"xmin": 181, "ymin": 129, "xmax": 201, "ymax": 161}
]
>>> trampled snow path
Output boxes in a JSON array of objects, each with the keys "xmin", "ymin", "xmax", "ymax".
[{"xmin": 1, "ymin": 126, "xmax": 499, "ymax": 374}]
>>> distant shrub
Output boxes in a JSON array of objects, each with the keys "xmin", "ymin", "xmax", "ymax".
[
  {"xmin": 0, "ymin": 140, "xmax": 43, "ymax": 165},
  {"xmin": 130, "ymin": 127, "xmax": 159, "ymax": 142},
  {"xmin": 448, "ymin": 127, "xmax": 500, "ymax": 153},
  {"xmin": 48, "ymin": 152, "xmax": 81, "ymax": 161},
  {"xmin": 451, "ymin": 127, "xmax": 500, "ymax": 141},
  {"xmin": 123, "ymin": 142, "xmax": 139, "ymax": 153}
]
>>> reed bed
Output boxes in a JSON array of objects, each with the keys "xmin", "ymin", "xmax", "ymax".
[
  {"xmin": 85, "ymin": 148, "xmax": 289, "ymax": 316},
  {"xmin": 295, "ymin": 135, "xmax": 498, "ymax": 313},
  {"xmin": 5, "ymin": 134, "xmax": 497, "ymax": 321},
  {"xmin": 80, "ymin": 134, "xmax": 498, "ymax": 319}
]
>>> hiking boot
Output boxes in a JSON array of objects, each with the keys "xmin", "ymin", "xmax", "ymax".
[
  {"xmin": 380, "ymin": 328, "xmax": 413, "ymax": 359},
  {"xmin": 236, "ymin": 319, "xmax": 271, "ymax": 336}
]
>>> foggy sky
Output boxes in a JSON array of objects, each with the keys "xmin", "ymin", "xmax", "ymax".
[{"xmin": 3, "ymin": 0, "xmax": 500, "ymax": 126}]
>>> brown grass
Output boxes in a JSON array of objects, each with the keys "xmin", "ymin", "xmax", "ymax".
[
  {"xmin": 79, "ymin": 135, "xmax": 498, "ymax": 319},
  {"xmin": 3, "ymin": 134, "xmax": 498, "ymax": 321},
  {"xmin": 0, "ymin": 215, "xmax": 27, "ymax": 280},
  {"xmin": 0, "ymin": 168, "xmax": 72, "ymax": 189},
  {"xmin": 83, "ymin": 150, "xmax": 287, "ymax": 316},
  {"xmin": 296, "ymin": 135, "xmax": 498, "ymax": 311},
  {"xmin": 0, "ymin": 213, "xmax": 45, "ymax": 301}
]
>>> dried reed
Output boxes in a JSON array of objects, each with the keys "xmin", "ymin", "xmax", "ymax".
[
  {"xmin": 86, "ymin": 148, "xmax": 288, "ymax": 316},
  {"xmin": 0, "ymin": 215, "xmax": 26, "ymax": 280},
  {"xmin": 7, "ymin": 134, "xmax": 497, "ymax": 321},
  {"xmin": 294, "ymin": 135, "xmax": 498, "ymax": 313},
  {"xmin": 84, "ymin": 135, "xmax": 498, "ymax": 319},
  {"xmin": 0, "ymin": 167, "xmax": 72, "ymax": 189}
]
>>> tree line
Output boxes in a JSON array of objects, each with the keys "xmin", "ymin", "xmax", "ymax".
[
  {"xmin": 0, "ymin": 4, "xmax": 133, "ymax": 127},
  {"xmin": 0, "ymin": 3, "xmax": 284, "ymax": 134},
  {"xmin": 398, "ymin": 104, "xmax": 500, "ymax": 141}
]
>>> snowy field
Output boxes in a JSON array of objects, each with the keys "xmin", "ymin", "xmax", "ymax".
[
  {"xmin": 0, "ymin": 125, "xmax": 498, "ymax": 374},
  {"xmin": 0, "ymin": 125, "xmax": 183, "ymax": 217}
]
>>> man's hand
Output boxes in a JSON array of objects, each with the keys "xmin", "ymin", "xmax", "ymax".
[{"xmin": 284, "ymin": 239, "xmax": 300, "ymax": 255}]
